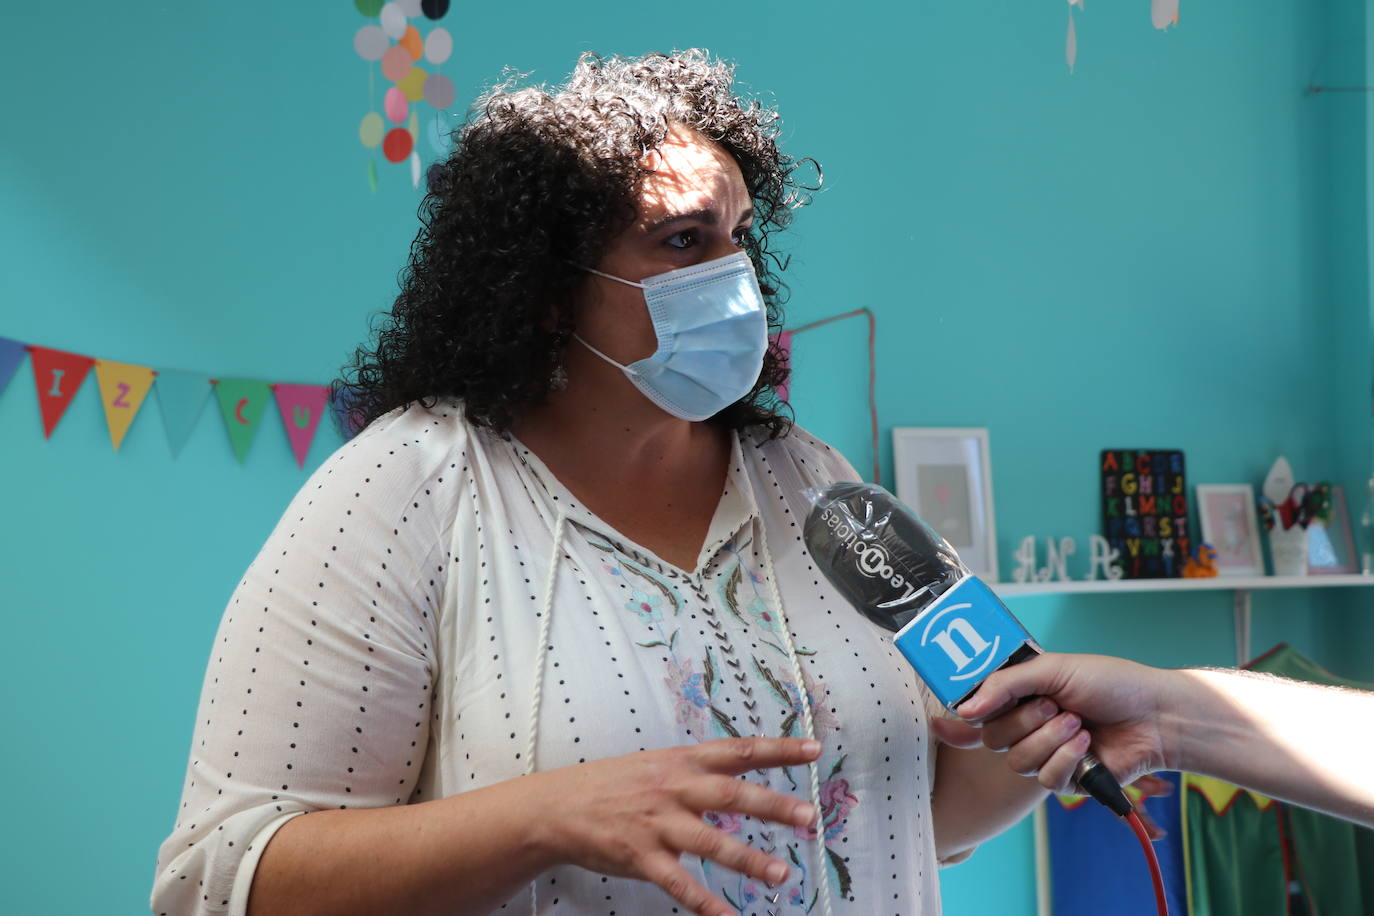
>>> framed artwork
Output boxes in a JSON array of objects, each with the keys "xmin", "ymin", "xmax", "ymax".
[
  {"xmin": 1308, "ymin": 484, "xmax": 1358, "ymax": 575},
  {"xmin": 892, "ymin": 427, "xmax": 999, "ymax": 581},
  {"xmin": 1195, "ymin": 484, "xmax": 1264, "ymax": 577}
]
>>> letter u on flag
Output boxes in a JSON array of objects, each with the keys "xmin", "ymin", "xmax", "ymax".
[
  {"xmin": 94, "ymin": 359, "xmax": 156, "ymax": 450},
  {"xmin": 28, "ymin": 345, "xmax": 95, "ymax": 438},
  {"xmin": 273, "ymin": 383, "xmax": 330, "ymax": 469}
]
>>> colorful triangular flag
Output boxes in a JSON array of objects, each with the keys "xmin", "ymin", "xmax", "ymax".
[
  {"xmin": 273, "ymin": 383, "xmax": 330, "ymax": 468},
  {"xmin": 213, "ymin": 378, "xmax": 273, "ymax": 463},
  {"xmin": 772, "ymin": 330, "xmax": 794, "ymax": 404},
  {"xmin": 94, "ymin": 359, "xmax": 156, "ymax": 451},
  {"xmin": 28, "ymin": 345, "xmax": 94, "ymax": 438},
  {"xmin": 0, "ymin": 337, "xmax": 27, "ymax": 396},
  {"xmin": 331, "ymin": 386, "xmax": 367, "ymax": 440},
  {"xmin": 154, "ymin": 369, "xmax": 212, "ymax": 457}
]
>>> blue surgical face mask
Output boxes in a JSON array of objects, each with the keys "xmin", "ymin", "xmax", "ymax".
[{"xmin": 574, "ymin": 251, "xmax": 769, "ymax": 422}]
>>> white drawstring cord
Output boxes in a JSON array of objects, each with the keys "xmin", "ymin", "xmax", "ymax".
[
  {"xmin": 526, "ymin": 509, "xmax": 568, "ymax": 914},
  {"xmin": 755, "ymin": 518, "xmax": 837, "ymax": 916}
]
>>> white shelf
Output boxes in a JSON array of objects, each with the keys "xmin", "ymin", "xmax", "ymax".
[{"xmin": 995, "ymin": 573, "xmax": 1374, "ymax": 598}]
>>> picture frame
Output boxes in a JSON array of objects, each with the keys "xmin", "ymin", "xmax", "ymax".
[
  {"xmin": 892, "ymin": 427, "xmax": 999, "ymax": 582},
  {"xmin": 1308, "ymin": 484, "xmax": 1358, "ymax": 575},
  {"xmin": 1195, "ymin": 484, "xmax": 1264, "ymax": 577}
]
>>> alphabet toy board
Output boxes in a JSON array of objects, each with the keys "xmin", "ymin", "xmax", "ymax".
[{"xmin": 1100, "ymin": 449, "xmax": 1190, "ymax": 579}]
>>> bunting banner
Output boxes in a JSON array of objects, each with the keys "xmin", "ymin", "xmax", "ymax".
[
  {"xmin": 273, "ymin": 383, "xmax": 331, "ymax": 469},
  {"xmin": 154, "ymin": 368, "xmax": 214, "ymax": 457},
  {"xmin": 28, "ymin": 345, "xmax": 95, "ymax": 438},
  {"xmin": 771, "ymin": 331, "xmax": 793, "ymax": 403},
  {"xmin": 331, "ymin": 385, "xmax": 367, "ymax": 439},
  {"xmin": 214, "ymin": 378, "xmax": 273, "ymax": 464},
  {"xmin": 94, "ymin": 359, "xmax": 156, "ymax": 451},
  {"xmin": 0, "ymin": 336, "xmax": 26, "ymax": 394}
]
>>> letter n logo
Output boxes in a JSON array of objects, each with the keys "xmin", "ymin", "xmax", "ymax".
[
  {"xmin": 920, "ymin": 603, "xmax": 1001, "ymax": 683},
  {"xmin": 930, "ymin": 617, "xmax": 991, "ymax": 671}
]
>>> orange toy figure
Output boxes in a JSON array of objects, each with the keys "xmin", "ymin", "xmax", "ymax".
[{"xmin": 1182, "ymin": 542, "xmax": 1219, "ymax": 578}]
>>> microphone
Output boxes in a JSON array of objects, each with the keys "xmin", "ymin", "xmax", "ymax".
[{"xmin": 802, "ymin": 481, "xmax": 1133, "ymax": 817}]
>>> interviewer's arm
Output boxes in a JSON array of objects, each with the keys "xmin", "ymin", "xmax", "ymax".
[
  {"xmin": 955, "ymin": 653, "xmax": 1374, "ymax": 829},
  {"xmin": 1165, "ymin": 667, "xmax": 1374, "ymax": 827}
]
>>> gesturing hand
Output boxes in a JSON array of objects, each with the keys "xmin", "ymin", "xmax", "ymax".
[{"xmin": 532, "ymin": 737, "xmax": 822, "ymax": 916}]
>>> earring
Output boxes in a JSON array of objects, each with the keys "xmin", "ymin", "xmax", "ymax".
[
  {"xmin": 548, "ymin": 323, "xmax": 572, "ymax": 392},
  {"xmin": 549, "ymin": 356, "xmax": 568, "ymax": 392}
]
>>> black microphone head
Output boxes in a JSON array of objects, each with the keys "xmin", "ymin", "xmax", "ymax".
[{"xmin": 802, "ymin": 482, "xmax": 967, "ymax": 633}]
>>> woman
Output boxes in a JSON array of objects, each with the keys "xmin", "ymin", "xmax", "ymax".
[{"xmin": 152, "ymin": 50, "xmax": 1069, "ymax": 916}]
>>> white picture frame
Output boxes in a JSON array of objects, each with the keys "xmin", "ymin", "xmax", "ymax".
[
  {"xmin": 892, "ymin": 427, "xmax": 999, "ymax": 582},
  {"xmin": 1195, "ymin": 484, "xmax": 1264, "ymax": 577}
]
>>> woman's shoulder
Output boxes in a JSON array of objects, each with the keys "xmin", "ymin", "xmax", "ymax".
[
  {"xmin": 301, "ymin": 397, "xmax": 482, "ymax": 500},
  {"xmin": 741, "ymin": 420, "xmax": 864, "ymax": 488}
]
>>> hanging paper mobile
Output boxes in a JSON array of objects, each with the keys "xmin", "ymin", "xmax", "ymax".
[
  {"xmin": 1065, "ymin": 0, "xmax": 1180, "ymax": 73},
  {"xmin": 353, "ymin": 0, "xmax": 455, "ymax": 190}
]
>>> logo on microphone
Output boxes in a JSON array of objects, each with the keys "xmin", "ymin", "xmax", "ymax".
[
  {"xmin": 891, "ymin": 576, "xmax": 1034, "ymax": 709},
  {"xmin": 820, "ymin": 508, "xmax": 918, "ymax": 600},
  {"xmin": 919, "ymin": 606, "xmax": 998, "ymax": 680},
  {"xmin": 854, "ymin": 541, "xmax": 891, "ymax": 578}
]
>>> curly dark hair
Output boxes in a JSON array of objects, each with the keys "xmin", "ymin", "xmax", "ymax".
[{"xmin": 334, "ymin": 49, "xmax": 818, "ymax": 439}]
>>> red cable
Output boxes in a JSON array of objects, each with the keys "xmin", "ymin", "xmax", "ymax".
[{"xmin": 1126, "ymin": 809, "xmax": 1168, "ymax": 916}]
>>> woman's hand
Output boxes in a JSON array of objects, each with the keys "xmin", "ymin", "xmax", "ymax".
[{"xmin": 531, "ymin": 737, "xmax": 822, "ymax": 916}]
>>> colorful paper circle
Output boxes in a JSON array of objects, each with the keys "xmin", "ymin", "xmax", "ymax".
[
  {"xmin": 354, "ymin": 0, "xmax": 384, "ymax": 16},
  {"xmin": 423, "ymin": 72, "xmax": 456, "ymax": 110},
  {"xmin": 399, "ymin": 25, "xmax": 423, "ymax": 60},
  {"xmin": 353, "ymin": 24, "xmax": 388, "ymax": 61},
  {"xmin": 383, "ymin": 127, "xmax": 414, "ymax": 163},
  {"xmin": 380, "ymin": 2, "xmax": 408, "ymax": 39},
  {"xmin": 421, "ymin": 0, "xmax": 449, "ymax": 19},
  {"xmin": 359, "ymin": 112, "xmax": 385, "ymax": 148},
  {"xmin": 398, "ymin": 66, "xmax": 428, "ymax": 102},
  {"xmin": 424, "ymin": 27, "xmax": 452, "ymax": 64},
  {"xmin": 384, "ymin": 86, "xmax": 409, "ymax": 123},
  {"xmin": 397, "ymin": 0, "xmax": 424, "ymax": 16},
  {"xmin": 381, "ymin": 44, "xmax": 412, "ymax": 82}
]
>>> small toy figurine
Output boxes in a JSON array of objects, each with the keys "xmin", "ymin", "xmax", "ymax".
[{"xmin": 1182, "ymin": 542, "xmax": 1219, "ymax": 578}]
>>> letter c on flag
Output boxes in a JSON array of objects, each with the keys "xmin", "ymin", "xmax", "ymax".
[{"xmin": 235, "ymin": 397, "xmax": 250, "ymax": 424}]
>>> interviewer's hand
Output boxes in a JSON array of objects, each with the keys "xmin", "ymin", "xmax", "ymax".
[
  {"xmin": 532, "ymin": 737, "xmax": 822, "ymax": 916},
  {"xmin": 929, "ymin": 653, "xmax": 1174, "ymax": 796}
]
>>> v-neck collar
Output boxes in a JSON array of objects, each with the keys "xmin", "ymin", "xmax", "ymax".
[{"xmin": 501, "ymin": 427, "xmax": 760, "ymax": 578}]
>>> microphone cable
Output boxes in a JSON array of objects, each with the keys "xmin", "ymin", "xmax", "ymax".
[{"xmin": 1126, "ymin": 808, "xmax": 1168, "ymax": 916}]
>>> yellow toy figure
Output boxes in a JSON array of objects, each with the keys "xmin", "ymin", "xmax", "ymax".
[{"xmin": 1182, "ymin": 542, "xmax": 1219, "ymax": 577}]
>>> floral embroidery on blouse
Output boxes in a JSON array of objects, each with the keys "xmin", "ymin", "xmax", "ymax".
[{"xmin": 585, "ymin": 530, "xmax": 861, "ymax": 911}]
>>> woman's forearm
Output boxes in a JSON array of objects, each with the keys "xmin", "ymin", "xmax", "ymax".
[
  {"xmin": 1164, "ymin": 668, "xmax": 1374, "ymax": 828},
  {"xmin": 247, "ymin": 772, "xmax": 560, "ymax": 916},
  {"xmin": 930, "ymin": 742, "xmax": 1046, "ymax": 864}
]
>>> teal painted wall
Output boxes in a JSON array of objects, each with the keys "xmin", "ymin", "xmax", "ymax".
[{"xmin": 0, "ymin": 2, "xmax": 1368, "ymax": 914}]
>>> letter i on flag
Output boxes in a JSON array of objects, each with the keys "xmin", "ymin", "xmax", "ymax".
[
  {"xmin": 213, "ymin": 378, "xmax": 273, "ymax": 463},
  {"xmin": 272, "ymin": 383, "xmax": 330, "ymax": 469},
  {"xmin": 0, "ymin": 336, "xmax": 27, "ymax": 395},
  {"xmin": 28, "ymin": 346, "xmax": 95, "ymax": 438},
  {"xmin": 94, "ymin": 359, "xmax": 156, "ymax": 450}
]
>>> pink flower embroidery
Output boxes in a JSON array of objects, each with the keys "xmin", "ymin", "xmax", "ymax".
[
  {"xmin": 664, "ymin": 657, "xmax": 710, "ymax": 736},
  {"xmin": 796, "ymin": 761, "xmax": 859, "ymax": 842}
]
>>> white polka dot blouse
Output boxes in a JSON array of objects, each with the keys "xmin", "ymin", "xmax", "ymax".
[{"xmin": 151, "ymin": 399, "xmax": 945, "ymax": 916}]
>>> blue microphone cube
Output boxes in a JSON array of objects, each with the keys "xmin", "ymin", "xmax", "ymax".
[{"xmin": 892, "ymin": 575, "xmax": 1040, "ymax": 710}]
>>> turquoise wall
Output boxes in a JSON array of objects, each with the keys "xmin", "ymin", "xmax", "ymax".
[{"xmin": 1, "ymin": 1, "xmax": 1368, "ymax": 914}]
